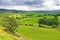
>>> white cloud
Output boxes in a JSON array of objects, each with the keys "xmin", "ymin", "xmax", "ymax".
[
  {"xmin": 0, "ymin": 5, "xmax": 60, "ymax": 11},
  {"xmin": 3, "ymin": 0, "xmax": 17, "ymax": 5},
  {"xmin": 58, "ymin": 0, "xmax": 60, "ymax": 5},
  {"xmin": 0, "ymin": 0, "xmax": 60, "ymax": 10},
  {"xmin": 43, "ymin": 0, "xmax": 55, "ymax": 6},
  {"xmin": 0, "ymin": 6, "xmax": 46, "ymax": 11}
]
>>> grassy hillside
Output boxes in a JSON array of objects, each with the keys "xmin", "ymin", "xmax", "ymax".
[
  {"xmin": 17, "ymin": 26, "xmax": 60, "ymax": 40},
  {"xmin": 0, "ymin": 27, "xmax": 17, "ymax": 40},
  {"xmin": 0, "ymin": 11, "xmax": 60, "ymax": 40}
]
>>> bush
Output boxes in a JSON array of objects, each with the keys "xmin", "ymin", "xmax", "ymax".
[
  {"xmin": 38, "ymin": 16, "xmax": 59, "ymax": 28},
  {"xmin": 2, "ymin": 17, "xmax": 19, "ymax": 34}
]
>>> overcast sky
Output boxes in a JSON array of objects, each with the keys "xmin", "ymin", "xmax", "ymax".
[{"xmin": 0, "ymin": 0, "xmax": 60, "ymax": 11}]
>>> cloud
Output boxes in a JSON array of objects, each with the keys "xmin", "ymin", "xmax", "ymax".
[
  {"xmin": 0, "ymin": 0, "xmax": 43, "ymax": 5},
  {"xmin": 0, "ymin": 0, "xmax": 60, "ymax": 10},
  {"xmin": 0, "ymin": 5, "xmax": 60, "ymax": 11}
]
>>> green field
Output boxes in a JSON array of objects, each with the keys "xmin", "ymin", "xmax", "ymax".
[
  {"xmin": 0, "ymin": 11, "xmax": 60, "ymax": 40},
  {"xmin": 17, "ymin": 26, "xmax": 60, "ymax": 40}
]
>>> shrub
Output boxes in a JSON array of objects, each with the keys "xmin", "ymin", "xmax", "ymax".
[
  {"xmin": 2, "ymin": 17, "xmax": 19, "ymax": 34},
  {"xmin": 38, "ymin": 16, "xmax": 59, "ymax": 28}
]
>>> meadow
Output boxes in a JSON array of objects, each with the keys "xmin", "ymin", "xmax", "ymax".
[{"xmin": 0, "ymin": 11, "xmax": 60, "ymax": 40}]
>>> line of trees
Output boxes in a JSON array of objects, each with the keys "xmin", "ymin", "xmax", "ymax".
[{"xmin": 38, "ymin": 16, "xmax": 59, "ymax": 28}]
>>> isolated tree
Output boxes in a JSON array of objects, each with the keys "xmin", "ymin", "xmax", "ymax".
[{"xmin": 2, "ymin": 17, "xmax": 19, "ymax": 34}]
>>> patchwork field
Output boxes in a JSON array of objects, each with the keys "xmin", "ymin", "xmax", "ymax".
[{"xmin": 0, "ymin": 11, "xmax": 60, "ymax": 40}]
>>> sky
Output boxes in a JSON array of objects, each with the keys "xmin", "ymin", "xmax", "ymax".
[{"xmin": 0, "ymin": 0, "xmax": 60, "ymax": 11}]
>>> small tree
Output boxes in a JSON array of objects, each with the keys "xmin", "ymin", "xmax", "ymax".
[{"xmin": 2, "ymin": 17, "xmax": 19, "ymax": 34}]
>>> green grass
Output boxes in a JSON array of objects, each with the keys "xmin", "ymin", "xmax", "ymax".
[
  {"xmin": 0, "ymin": 29, "xmax": 17, "ymax": 40},
  {"xmin": 18, "ymin": 17, "xmax": 41, "ymax": 27},
  {"xmin": 0, "ymin": 11, "xmax": 60, "ymax": 40},
  {"xmin": 17, "ymin": 15, "xmax": 60, "ymax": 40},
  {"xmin": 18, "ymin": 16, "xmax": 60, "ymax": 27},
  {"xmin": 17, "ymin": 26, "xmax": 60, "ymax": 40}
]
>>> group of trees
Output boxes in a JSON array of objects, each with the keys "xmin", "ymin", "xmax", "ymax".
[{"xmin": 38, "ymin": 16, "xmax": 59, "ymax": 28}]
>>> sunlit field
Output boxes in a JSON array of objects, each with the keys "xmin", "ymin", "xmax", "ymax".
[{"xmin": 0, "ymin": 11, "xmax": 60, "ymax": 40}]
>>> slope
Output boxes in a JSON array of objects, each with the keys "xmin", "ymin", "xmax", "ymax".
[{"xmin": 17, "ymin": 26, "xmax": 60, "ymax": 40}]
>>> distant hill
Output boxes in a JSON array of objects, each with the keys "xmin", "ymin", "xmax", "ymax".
[
  {"xmin": 0, "ymin": 9, "xmax": 60, "ymax": 11},
  {"xmin": 0, "ymin": 9, "xmax": 25, "ymax": 13},
  {"xmin": 0, "ymin": 9, "xmax": 60, "ymax": 13}
]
